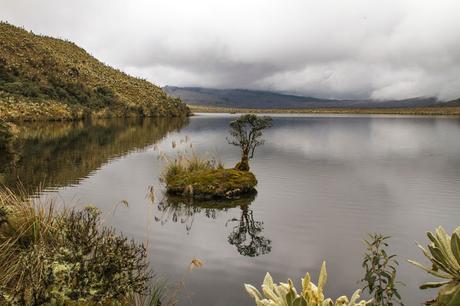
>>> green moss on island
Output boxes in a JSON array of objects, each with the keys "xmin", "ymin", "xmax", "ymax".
[{"xmin": 166, "ymin": 168, "xmax": 257, "ymax": 199}]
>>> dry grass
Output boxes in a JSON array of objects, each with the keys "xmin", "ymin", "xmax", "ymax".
[
  {"xmin": 0, "ymin": 187, "xmax": 155, "ymax": 305},
  {"xmin": 0, "ymin": 187, "xmax": 62, "ymax": 304},
  {"xmin": 189, "ymin": 104, "xmax": 460, "ymax": 116},
  {"xmin": 160, "ymin": 152, "xmax": 223, "ymax": 185},
  {"xmin": 159, "ymin": 139, "xmax": 224, "ymax": 186}
]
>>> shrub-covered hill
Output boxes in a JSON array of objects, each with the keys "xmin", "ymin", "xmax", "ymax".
[{"xmin": 0, "ymin": 22, "xmax": 190, "ymax": 121}]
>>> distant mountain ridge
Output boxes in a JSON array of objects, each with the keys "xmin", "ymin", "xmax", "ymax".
[
  {"xmin": 164, "ymin": 86, "xmax": 456, "ymax": 109},
  {"xmin": 0, "ymin": 22, "xmax": 189, "ymax": 121}
]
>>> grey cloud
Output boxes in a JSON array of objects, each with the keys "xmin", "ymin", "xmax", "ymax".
[{"xmin": 1, "ymin": 0, "xmax": 459, "ymax": 100}]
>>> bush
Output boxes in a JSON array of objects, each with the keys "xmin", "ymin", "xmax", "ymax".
[
  {"xmin": 0, "ymin": 189, "xmax": 153, "ymax": 305},
  {"xmin": 0, "ymin": 58, "xmax": 118, "ymax": 110},
  {"xmin": 360, "ymin": 234, "xmax": 404, "ymax": 305}
]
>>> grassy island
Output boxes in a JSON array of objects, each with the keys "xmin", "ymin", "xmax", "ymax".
[
  {"xmin": 161, "ymin": 114, "xmax": 271, "ymax": 200},
  {"xmin": 165, "ymin": 168, "xmax": 257, "ymax": 199},
  {"xmin": 160, "ymin": 150, "xmax": 258, "ymax": 199}
]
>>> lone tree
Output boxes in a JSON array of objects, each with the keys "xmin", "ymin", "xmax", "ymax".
[{"xmin": 227, "ymin": 114, "xmax": 272, "ymax": 171}]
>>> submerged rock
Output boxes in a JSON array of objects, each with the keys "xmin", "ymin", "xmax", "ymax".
[{"xmin": 166, "ymin": 168, "xmax": 257, "ymax": 199}]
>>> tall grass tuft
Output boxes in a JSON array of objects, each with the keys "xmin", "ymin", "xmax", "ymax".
[
  {"xmin": 0, "ymin": 187, "xmax": 155, "ymax": 305},
  {"xmin": 159, "ymin": 139, "xmax": 223, "ymax": 186},
  {"xmin": 0, "ymin": 187, "xmax": 62, "ymax": 303}
]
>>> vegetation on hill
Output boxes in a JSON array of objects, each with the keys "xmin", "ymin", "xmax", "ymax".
[{"xmin": 0, "ymin": 22, "xmax": 189, "ymax": 121}]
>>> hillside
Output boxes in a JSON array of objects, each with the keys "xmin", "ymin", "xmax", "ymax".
[
  {"xmin": 164, "ymin": 86, "xmax": 450, "ymax": 109},
  {"xmin": 0, "ymin": 22, "xmax": 189, "ymax": 121}
]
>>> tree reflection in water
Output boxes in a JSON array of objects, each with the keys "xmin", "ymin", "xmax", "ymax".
[
  {"xmin": 154, "ymin": 193, "xmax": 271, "ymax": 256},
  {"xmin": 226, "ymin": 204, "xmax": 271, "ymax": 257}
]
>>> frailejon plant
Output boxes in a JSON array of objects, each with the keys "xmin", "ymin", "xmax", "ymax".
[
  {"xmin": 408, "ymin": 226, "xmax": 460, "ymax": 305},
  {"xmin": 360, "ymin": 234, "xmax": 404, "ymax": 305},
  {"xmin": 244, "ymin": 261, "xmax": 372, "ymax": 306}
]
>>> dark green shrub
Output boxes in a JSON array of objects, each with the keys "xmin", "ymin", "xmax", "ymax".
[
  {"xmin": 50, "ymin": 207, "xmax": 152, "ymax": 303},
  {"xmin": 0, "ymin": 194, "xmax": 153, "ymax": 305},
  {"xmin": 360, "ymin": 233, "xmax": 404, "ymax": 306}
]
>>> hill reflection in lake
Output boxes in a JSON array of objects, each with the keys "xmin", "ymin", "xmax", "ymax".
[{"xmin": 0, "ymin": 117, "xmax": 188, "ymax": 191}]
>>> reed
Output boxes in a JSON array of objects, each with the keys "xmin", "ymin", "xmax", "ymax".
[{"xmin": 159, "ymin": 140, "xmax": 223, "ymax": 186}]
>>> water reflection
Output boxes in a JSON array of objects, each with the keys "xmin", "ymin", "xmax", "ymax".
[
  {"xmin": 226, "ymin": 204, "xmax": 272, "ymax": 257},
  {"xmin": 2, "ymin": 114, "xmax": 458, "ymax": 305},
  {"xmin": 0, "ymin": 117, "xmax": 188, "ymax": 191},
  {"xmin": 155, "ymin": 193, "xmax": 272, "ymax": 257}
]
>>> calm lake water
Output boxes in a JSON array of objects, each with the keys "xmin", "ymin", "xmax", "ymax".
[{"xmin": 1, "ymin": 114, "xmax": 460, "ymax": 305}]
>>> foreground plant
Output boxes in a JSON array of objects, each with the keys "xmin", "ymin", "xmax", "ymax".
[
  {"xmin": 408, "ymin": 226, "xmax": 460, "ymax": 305},
  {"xmin": 244, "ymin": 261, "xmax": 371, "ymax": 306},
  {"xmin": 0, "ymin": 188, "xmax": 153, "ymax": 305},
  {"xmin": 360, "ymin": 234, "xmax": 404, "ymax": 305}
]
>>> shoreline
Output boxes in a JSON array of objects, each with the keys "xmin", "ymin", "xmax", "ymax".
[{"xmin": 188, "ymin": 104, "xmax": 460, "ymax": 116}]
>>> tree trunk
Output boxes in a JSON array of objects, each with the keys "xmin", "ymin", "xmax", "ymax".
[{"xmin": 235, "ymin": 151, "xmax": 250, "ymax": 171}]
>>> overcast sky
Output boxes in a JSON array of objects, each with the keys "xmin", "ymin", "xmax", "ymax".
[{"xmin": 1, "ymin": 0, "xmax": 460, "ymax": 100}]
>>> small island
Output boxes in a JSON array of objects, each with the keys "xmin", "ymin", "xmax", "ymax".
[
  {"xmin": 162, "ymin": 114, "xmax": 272, "ymax": 199},
  {"xmin": 166, "ymin": 168, "xmax": 257, "ymax": 199}
]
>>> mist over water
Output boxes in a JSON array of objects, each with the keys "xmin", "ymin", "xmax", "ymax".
[{"xmin": 2, "ymin": 114, "xmax": 459, "ymax": 305}]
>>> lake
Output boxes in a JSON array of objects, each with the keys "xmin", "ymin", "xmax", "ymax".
[{"xmin": 1, "ymin": 114, "xmax": 459, "ymax": 305}]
